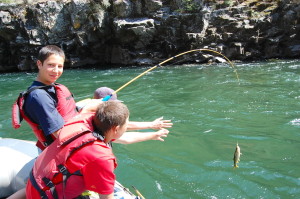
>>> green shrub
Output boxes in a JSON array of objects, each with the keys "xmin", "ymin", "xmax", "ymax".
[
  {"xmin": 180, "ymin": 0, "xmax": 201, "ymax": 13},
  {"xmin": 0, "ymin": 0, "xmax": 14, "ymax": 3}
]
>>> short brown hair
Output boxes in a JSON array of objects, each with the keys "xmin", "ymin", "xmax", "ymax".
[
  {"xmin": 38, "ymin": 45, "xmax": 65, "ymax": 63},
  {"xmin": 93, "ymin": 101, "xmax": 129, "ymax": 135}
]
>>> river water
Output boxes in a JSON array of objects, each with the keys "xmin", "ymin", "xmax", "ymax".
[{"xmin": 0, "ymin": 60, "xmax": 299, "ymax": 198}]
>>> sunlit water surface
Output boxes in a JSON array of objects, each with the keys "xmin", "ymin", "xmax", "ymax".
[{"xmin": 0, "ymin": 60, "xmax": 299, "ymax": 198}]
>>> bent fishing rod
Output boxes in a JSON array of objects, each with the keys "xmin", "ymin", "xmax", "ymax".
[{"xmin": 102, "ymin": 48, "xmax": 240, "ymax": 101}]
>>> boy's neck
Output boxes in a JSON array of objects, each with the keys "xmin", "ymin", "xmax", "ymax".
[{"xmin": 35, "ymin": 77, "xmax": 54, "ymax": 86}]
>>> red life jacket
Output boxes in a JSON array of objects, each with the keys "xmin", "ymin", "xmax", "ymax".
[
  {"xmin": 29, "ymin": 114, "xmax": 115, "ymax": 199},
  {"xmin": 12, "ymin": 83, "xmax": 78, "ymax": 150}
]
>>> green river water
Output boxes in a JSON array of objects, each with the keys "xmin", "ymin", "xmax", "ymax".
[{"xmin": 0, "ymin": 60, "xmax": 299, "ymax": 198}]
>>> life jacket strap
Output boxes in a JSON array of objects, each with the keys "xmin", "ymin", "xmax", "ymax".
[
  {"xmin": 42, "ymin": 177, "xmax": 59, "ymax": 199},
  {"xmin": 29, "ymin": 170, "xmax": 49, "ymax": 199},
  {"xmin": 14, "ymin": 86, "xmax": 45, "ymax": 126},
  {"xmin": 57, "ymin": 164, "xmax": 82, "ymax": 181},
  {"xmin": 57, "ymin": 164, "xmax": 82, "ymax": 199},
  {"xmin": 43, "ymin": 135, "xmax": 55, "ymax": 147}
]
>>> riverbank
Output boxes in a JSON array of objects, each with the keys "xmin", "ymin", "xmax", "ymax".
[{"xmin": 0, "ymin": 0, "xmax": 300, "ymax": 72}]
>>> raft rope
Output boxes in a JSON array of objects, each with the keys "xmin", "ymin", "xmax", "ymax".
[{"xmin": 102, "ymin": 48, "xmax": 239, "ymax": 101}]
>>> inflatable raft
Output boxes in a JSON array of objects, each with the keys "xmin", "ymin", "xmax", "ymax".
[{"xmin": 0, "ymin": 137, "xmax": 140, "ymax": 199}]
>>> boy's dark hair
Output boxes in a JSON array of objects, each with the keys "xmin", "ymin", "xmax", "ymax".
[
  {"xmin": 93, "ymin": 101, "xmax": 129, "ymax": 135},
  {"xmin": 38, "ymin": 45, "xmax": 65, "ymax": 63}
]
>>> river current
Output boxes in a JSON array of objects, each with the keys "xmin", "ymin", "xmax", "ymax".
[{"xmin": 0, "ymin": 60, "xmax": 299, "ymax": 198}]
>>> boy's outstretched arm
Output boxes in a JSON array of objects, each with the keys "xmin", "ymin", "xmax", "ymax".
[
  {"xmin": 127, "ymin": 117, "xmax": 173, "ymax": 130},
  {"xmin": 114, "ymin": 129, "xmax": 170, "ymax": 144}
]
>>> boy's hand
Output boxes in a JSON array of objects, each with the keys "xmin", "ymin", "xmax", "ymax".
[
  {"xmin": 153, "ymin": 128, "xmax": 169, "ymax": 141},
  {"xmin": 79, "ymin": 99, "xmax": 103, "ymax": 113},
  {"xmin": 152, "ymin": 117, "xmax": 173, "ymax": 129}
]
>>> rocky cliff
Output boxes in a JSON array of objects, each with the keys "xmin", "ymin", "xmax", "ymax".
[{"xmin": 0, "ymin": 0, "xmax": 299, "ymax": 71}]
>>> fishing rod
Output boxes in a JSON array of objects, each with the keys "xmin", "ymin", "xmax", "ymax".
[
  {"xmin": 132, "ymin": 186, "xmax": 146, "ymax": 199},
  {"xmin": 102, "ymin": 48, "xmax": 240, "ymax": 101}
]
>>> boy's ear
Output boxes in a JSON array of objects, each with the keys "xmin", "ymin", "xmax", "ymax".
[
  {"xmin": 108, "ymin": 125, "xmax": 118, "ymax": 135},
  {"xmin": 113, "ymin": 125, "xmax": 120, "ymax": 135},
  {"xmin": 37, "ymin": 60, "xmax": 42, "ymax": 69}
]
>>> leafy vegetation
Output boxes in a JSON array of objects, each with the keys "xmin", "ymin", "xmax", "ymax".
[
  {"xmin": 176, "ymin": 0, "xmax": 202, "ymax": 13},
  {"xmin": 0, "ymin": 0, "xmax": 14, "ymax": 3},
  {"xmin": 175, "ymin": 0, "xmax": 279, "ymax": 14}
]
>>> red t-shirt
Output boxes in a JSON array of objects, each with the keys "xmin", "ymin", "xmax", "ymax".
[{"xmin": 26, "ymin": 141, "xmax": 117, "ymax": 198}]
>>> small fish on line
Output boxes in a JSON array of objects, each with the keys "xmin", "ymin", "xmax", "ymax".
[{"xmin": 233, "ymin": 143, "xmax": 242, "ymax": 168}]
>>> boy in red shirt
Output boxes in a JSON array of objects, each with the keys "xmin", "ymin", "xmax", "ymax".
[{"xmin": 26, "ymin": 101, "xmax": 130, "ymax": 199}]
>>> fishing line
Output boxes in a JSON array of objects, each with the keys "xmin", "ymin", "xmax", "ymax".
[
  {"xmin": 102, "ymin": 48, "xmax": 240, "ymax": 101},
  {"xmin": 101, "ymin": 49, "xmax": 242, "ymax": 170}
]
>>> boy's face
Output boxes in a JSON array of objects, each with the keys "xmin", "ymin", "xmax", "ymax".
[{"xmin": 36, "ymin": 54, "xmax": 64, "ymax": 85}]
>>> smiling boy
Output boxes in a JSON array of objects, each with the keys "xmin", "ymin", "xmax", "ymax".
[{"xmin": 16, "ymin": 45, "xmax": 79, "ymax": 150}]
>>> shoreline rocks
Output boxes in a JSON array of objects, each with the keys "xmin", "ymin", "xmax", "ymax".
[{"xmin": 0, "ymin": 0, "xmax": 300, "ymax": 71}]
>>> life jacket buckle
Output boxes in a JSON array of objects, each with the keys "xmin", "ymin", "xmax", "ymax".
[
  {"xmin": 59, "ymin": 165, "xmax": 67, "ymax": 174},
  {"xmin": 42, "ymin": 177, "xmax": 54, "ymax": 188},
  {"xmin": 46, "ymin": 181, "xmax": 54, "ymax": 188}
]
